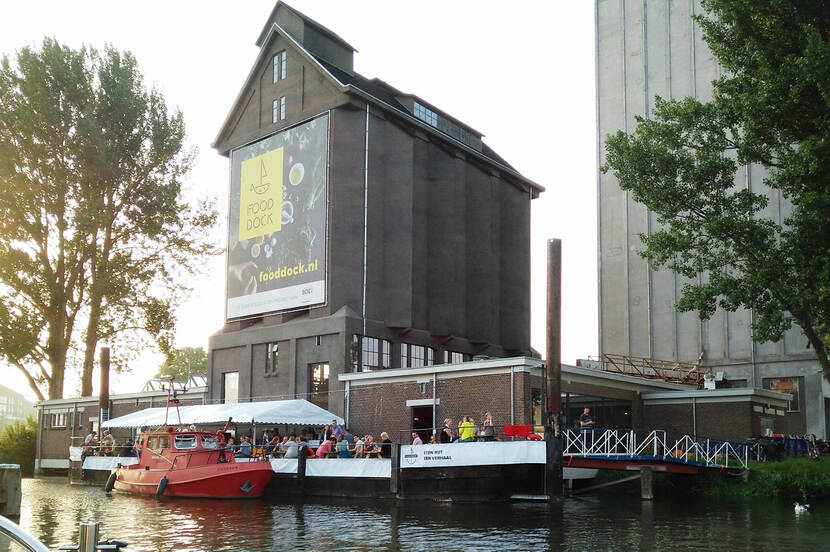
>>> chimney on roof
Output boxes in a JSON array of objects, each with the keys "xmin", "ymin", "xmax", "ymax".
[{"xmin": 259, "ymin": 2, "xmax": 355, "ymax": 75}]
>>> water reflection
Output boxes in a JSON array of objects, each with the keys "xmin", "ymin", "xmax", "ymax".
[{"xmin": 16, "ymin": 478, "xmax": 830, "ymax": 551}]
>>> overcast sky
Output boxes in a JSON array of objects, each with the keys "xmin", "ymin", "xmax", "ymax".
[{"xmin": 0, "ymin": 1, "xmax": 598, "ymax": 401}]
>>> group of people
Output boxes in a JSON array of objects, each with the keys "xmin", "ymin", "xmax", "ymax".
[
  {"xmin": 432, "ymin": 412, "xmax": 495, "ymax": 444},
  {"xmin": 226, "ymin": 419, "xmax": 394, "ymax": 460}
]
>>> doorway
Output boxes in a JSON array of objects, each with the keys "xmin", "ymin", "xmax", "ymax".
[{"xmin": 411, "ymin": 406, "xmax": 434, "ymax": 443}]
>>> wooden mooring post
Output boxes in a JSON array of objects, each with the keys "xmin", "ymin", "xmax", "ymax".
[
  {"xmin": 545, "ymin": 239, "xmax": 563, "ymax": 499},
  {"xmin": 0, "ymin": 463, "xmax": 22, "ymax": 519}
]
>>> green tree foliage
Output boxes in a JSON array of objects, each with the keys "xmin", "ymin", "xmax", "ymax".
[
  {"xmin": 0, "ymin": 416, "xmax": 37, "ymax": 476},
  {"xmin": 603, "ymin": 0, "xmax": 830, "ymax": 379},
  {"xmin": 155, "ymin": 346, "xmax": 207, "ymax": 382},
  {"xmin": 0, "ymin": 39, "xmax": 218, "ymax": 400}
]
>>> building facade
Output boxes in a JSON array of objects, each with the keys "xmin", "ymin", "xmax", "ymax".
[
  {"xmin": 0, "ymin": 384, "xmax": 33, "ymax": 427},
  {"xmin": 596, "ymin": 0, "xmax": 827, "ymax": 436},
  {"xmin": 35, "ymin": 384, "xmax": 206, "ymax": 474},
  {"xmin": 208, "ymin": 2, "xmax": 542, "ymax": 417}
]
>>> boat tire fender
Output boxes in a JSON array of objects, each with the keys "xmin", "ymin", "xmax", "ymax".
[
  {"xmin": 157, "ymin": 476, "xmax": 168, "ymax": 496},
  {"xmin": 105, "ymin": 472, "xmax": 117, "ymax": 493}
]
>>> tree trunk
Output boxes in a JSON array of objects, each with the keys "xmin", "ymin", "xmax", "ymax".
[
  {"xmin": 80, "ymin": 298, "xmax": 102, "ymax": 397},
  {"xmin": 801, "ymin": 322, "xmax": 830, "ymax": 384},
  {"xmin": 46, "ymin": 314, "xmax": 66, "ymax": 400}
]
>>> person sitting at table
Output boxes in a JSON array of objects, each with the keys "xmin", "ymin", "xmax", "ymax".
[
  {"xmin": 352, "ymin": 435, "xmax": 365, "ymax": 458},
  {"xmin": 458, "ymin": 416, "xmax": 475, "ymax": 442},
  {"xmin": 364, "ymin": 435, "xmax": 380, "ymax": 457},
  {"xmin": 281, "ymin": 437, "xmax": 297, "ymax": 458},
  {"xmin": 315, "ymin": 437, "xmax": 335, "ymax": 458},
  {"xmin": 237, "ymin": 436, "xmax": 253, "ymax": 458},
  {"xmin": 336, "ymin": 435, "xmax": 351, "ymax": 458},
  {"xmin": 379, "ymin": 432, "xmax": 393, "ymax": 458}
]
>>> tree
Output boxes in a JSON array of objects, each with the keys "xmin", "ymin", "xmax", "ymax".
[
  {"xmin": 155, "ymin": 346, "xmax": 207, "ymax": 382},
  {"xmin": 603, "ymin": 1, "xmax": 830, "ymax": 380},
  {"xmin": 0, "ymin": 416, "xmax": 37, "ymax": 476},
  {"xmin": 0, "ymin": 39, "xmax": 217, "ymax": 400}
]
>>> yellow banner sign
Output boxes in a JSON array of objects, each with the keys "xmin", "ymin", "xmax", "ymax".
[{"xmin": 239, "ymin": 147, "xmax": 284, "ymax": 241}]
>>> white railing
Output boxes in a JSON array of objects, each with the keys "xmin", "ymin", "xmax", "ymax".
[{"xmin": 564, "ymin": 429, "xmax": 749, "ymax": 469}]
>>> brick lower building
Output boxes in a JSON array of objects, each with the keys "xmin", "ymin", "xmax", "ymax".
[
  {"xmin": 35, "ymin": 380, "xmax": 207, "ymax": 474},
  {"xmin": 340, "ymin": 357, "xmax": 792, "ymax": 444}
]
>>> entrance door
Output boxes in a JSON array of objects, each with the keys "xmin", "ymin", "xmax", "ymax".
[{"xmin": 411, "ymin": 406, "xmax": 433, "ymax": 443}]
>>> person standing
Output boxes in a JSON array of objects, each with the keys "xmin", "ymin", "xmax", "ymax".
[
  {"xmin": 440, "ymin": 419, "xmax": 455, "ymax": 443},
  {"xmin": 411, "ymin": 432, "xmax": 423, "ymax": 445},
  {"xmin": 481, "ymin": 412, "xmax": 495, "ymax": 442},
  {"xmin": 379, "ymin": 432, "xmax": 393, "ymax": 458},
  {"xmin": 579, "ymin": 407, "xmax": 594, "ymax": 430},
  {"xmin": 331, "ymin": 419, "xmax": 344, "ymax": 439}
]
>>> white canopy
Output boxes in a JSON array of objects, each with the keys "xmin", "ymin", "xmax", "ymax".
[{"xmin": 101, "ymin": 399, "xmax": 344, "ymax": 429}]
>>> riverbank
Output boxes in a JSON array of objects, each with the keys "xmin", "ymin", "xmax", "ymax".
[{"xmin": 659, "ymin": 458, "xmax": 830, "ymax": 501}]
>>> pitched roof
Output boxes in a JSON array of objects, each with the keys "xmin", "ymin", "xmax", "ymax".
[{"xmin": 214, "ymin": 19, "xmax": 543, "ymax": 195}]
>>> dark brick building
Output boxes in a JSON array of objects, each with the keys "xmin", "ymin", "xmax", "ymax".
[{"xmin": 207, "ymin": 2, "xmax": 543, "ymax": 418}]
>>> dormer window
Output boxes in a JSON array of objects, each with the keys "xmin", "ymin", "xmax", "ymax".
[
  {"xmin": 273, "ymin": 50, "xmax": 287, "ymax": 83},
  {"xmin": 413, "ymin": 102, "xmax": 438, "ymax": 127}
]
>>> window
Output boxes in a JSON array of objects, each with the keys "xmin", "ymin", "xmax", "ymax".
[
  {"xmin": 201, "ymin": 435, "xmax": 218, "ymax": 450},
  {"xmin": 50, "ymin": 412, "xmax": 67, "ymax": 428},
  {"xmin": 531, "ymin": 388, "xmax": 543, "ymax": 426},
  {"xmin": 362, "ymin": 337, "xmax": 379, "ymax": 369},
  {"xmin": 763, "ymin": 377, "xmax": 800, "ymax": 412},
  {"xmin": 352, "ymin": 336, "xmax": 391, "ymax": 371},
  {"xmin": 309, "ymin": 363, "xmax": 330, "ymax": 410},
  {"xmin": 402, "ymin": 344, "xmax": 435, "ymax": 368},
  {"xmin": 382, "ymin": 340, "xmax": 391, "ymax": 369},
  {"xmin": 413, "ymin": 101, "xmax": 438, "ymax": 127},
  {"xmin": 443, "ymin": 351, "xmax": 465, "ymax": 364},
  {"xmin": 148, "ymin": 435, "xmax": 170, "ymax": 451},
  {"xmin": 174, "ymin": 434, "xmax": 198, "ymax": 450},
  {"xmin": 315, "ymin": 335, "xmax": 322, "ymax": 346},
  {"xmin": 273, "ymin": 50, "xmax": 286, "ymax": 83},
  {"xmin": 266, "ymin": 342, "xmax": 279, "ymax": 376},
  {"xmin": 222, "ymin": 372, "xmax": 239, "ymax": 404},
  {"xmin": 272, "ymin": 96, "xmax": 286, "ymax": 123}
]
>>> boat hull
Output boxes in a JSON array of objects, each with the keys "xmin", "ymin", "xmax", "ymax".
[{"xmin": 113, "ymin": 461, "xmax": 273, "ymax": 499}]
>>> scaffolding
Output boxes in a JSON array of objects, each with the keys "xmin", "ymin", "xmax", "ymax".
[{"xmin": 589, "ymin": 353, "xmax": 708, "ymax": 387}]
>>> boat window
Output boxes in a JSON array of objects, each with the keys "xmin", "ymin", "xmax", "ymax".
[
  {"xmin": 174, "ymin": 434, "xmax": 198, "ymax": 450},
  {"xmin": 200, "ymin": 435, "xmax": 218, "ymax": 450},
  {"xmin": 148, "ymin": 435, "xmax": 170, "ymax": 451}
]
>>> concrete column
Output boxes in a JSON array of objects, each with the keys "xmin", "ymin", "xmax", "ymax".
[
  {"xmin": 640, "ymin": 466, "xmax": 654, "ymax": 500},
  {"xmin": 0, "ymin": 464, "xmax": 21, "ymax": 519}
]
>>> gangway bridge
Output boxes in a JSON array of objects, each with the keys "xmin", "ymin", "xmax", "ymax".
[{"xmin": 563, "ymin": 428, "xmax": 751, "ymax": 475}]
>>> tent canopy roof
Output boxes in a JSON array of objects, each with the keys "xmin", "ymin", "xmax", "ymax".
[{"xmin": 101, "ymin": 399, "xmax": 343, "ymax": 429}]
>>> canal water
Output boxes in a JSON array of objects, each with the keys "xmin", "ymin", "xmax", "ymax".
[{"xmin": 15, "ymin": 477, "xmax": 829, "ymax": 551}]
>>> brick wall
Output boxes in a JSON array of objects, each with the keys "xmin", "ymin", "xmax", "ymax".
[
  {"xmin": 643, "ymin": 401, "xmax": 779, "ymax": 441},
  {"xmin": 346, "ymin": 371, "xmax": 540, "ymax": 442}
]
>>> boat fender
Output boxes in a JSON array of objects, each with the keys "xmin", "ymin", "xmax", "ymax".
[
  {"xmin": 156, "ymin": 476, "xmax": 168, "ymax": 496},
  {"xmin": 104, "ymin": 472, "xmax": 117, "ymax": 493}
]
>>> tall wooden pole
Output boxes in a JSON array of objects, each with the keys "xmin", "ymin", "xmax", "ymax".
[
  {"xmin": 98, "ymin": 347, "xmax": 110, "ymax": 429},
  {"xmin": 545, "ymin": 239, "xmax": 563, "ymax": 498}
]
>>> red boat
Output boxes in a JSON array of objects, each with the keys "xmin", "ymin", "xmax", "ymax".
[{"xmin": 106, "ymin": 381, "xmax": 273, "ymax": 499}]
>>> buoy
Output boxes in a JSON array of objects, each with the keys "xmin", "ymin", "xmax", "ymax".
[
  {"xmin": 156, "ymin": 476, "xmax": 168, "ymax": 496},
  {"xmin": 104, "ymin": 472, "xmax": 117, "ymax": 493}
]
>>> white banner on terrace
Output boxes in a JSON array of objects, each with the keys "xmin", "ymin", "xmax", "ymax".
[
  {"xmin": 81, "ymin": 457, "xmax": 139, "ymax": 471},
  {"xmin": 304, "ymin": 458, "xmax": 391, "ymax": 478},
  {"xmin": 69, "ymin": 447, "xmax": 84, "ymax": 462},
  {"xmin": 270, "ymin": 458, "xmax": 298, "ymax": 474},
  {"xmin": 400, "ymin": 441, "xmax": 545, "ymax": 469}
]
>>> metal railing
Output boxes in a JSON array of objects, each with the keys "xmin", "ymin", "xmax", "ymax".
[{"xmin": 564, "ymin": 428, "xmax": 749, "ymax": 469}]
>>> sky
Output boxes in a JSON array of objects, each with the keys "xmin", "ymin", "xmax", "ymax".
[{"xmin": 0, "ymin": 1, "xmax": 598, "ymax": 401}]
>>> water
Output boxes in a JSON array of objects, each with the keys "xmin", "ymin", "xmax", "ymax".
[{"xmin": 15, "ymin": 477, "xmax": 829, "ymax": 551}]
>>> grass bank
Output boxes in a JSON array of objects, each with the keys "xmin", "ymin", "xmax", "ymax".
[{"xmin": 682, "ymin": 458, "xmax": 830, "ymax": 501}]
